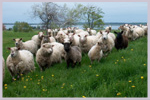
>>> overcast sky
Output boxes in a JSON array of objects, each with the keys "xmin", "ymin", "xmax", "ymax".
[{"xmin": 2, "ymin": 2, "xmax": 148, "ymax": 23}]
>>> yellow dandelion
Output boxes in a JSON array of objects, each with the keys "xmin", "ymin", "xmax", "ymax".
[
  {"xmin": 26, "ymin": 79, "xmax": 28, "ymax": 81},
  {"xmin": 61, "ymin": 87, "xmax": 64, "ymax": 89},
  {"xmin": 20, "ymin": 74, "xmax": 23, "ymax": 76},
  {"xmin": 82, "ymin": 96, "xmax": 86, "ymax": 98},
  {"xmin": 143, "ymin": 64, "xmax": 146, "ymax": 66},
  {"xmin": 96, "ymin": 74, "xmax": 99, "ymax": 77},
  {"xmin": 37, "ymin": 82, "xmax": 40, "ymax": 85},
  {"xmin": 128, "ymin": 80, "xmax": 132, "ymax": 83},
  {"xmin": 121, "ymin": 56, "xmax": 124, "ymax": 59},
  {"xmin": 132, "ymin": 85, "xmax": 135, "ymax": 88},
  {"xmin": 28, "ymin": 76, "xmax": 30, "ymax": 78},
  {"xmin": 124, "ymin": 59, "xmax": 126, "ymax": 62},
  {"xmin": 70, "ymin": 85, "xmax": 73, "ymax": 87},
  {"xmin": 5, "ymin": 87, "xmax": 7, "ymax": 89},
  {"xmin": 52, "ymin": 74, "xmax": 54, "ymax": 77},
  {"xmin": 89, "ymin": 65, "xmax": 92, "ymax": 67},
  {"xmin": 30, "ymin": 78, "xmax": 32, "ymax": 80},
  {"xmin": 117, "ymin": 92, "xmax": 121, "ymax": 96},
  {"xmin": 24, "ymin": 86, "xmax": 26, "ymax": 88},
  {"xmin": 115, "ymin": 62, "xmax": 117, "ymax": 64},
  {"xmin": 141, "ymin": 76, "xmax": 144, "ymax": 79},
  {"xmin": 13, "ymin": 78, "xmax": 16, "ymax": 81},
  {"xmin": 117, "ymin": 60, "xmax": 119, "ymax": 62},
  {"xmin": 22, "ymin": 77, "xmax": 24, "ymax": 80},
  {"xmin": 131, "ymin": 49, "xmax": 133, "ymax": 51},
  {"xmin": 43, "ymin": 89, "xmax": 46, "ymax": 91},
  {"xmin": 41, "ymin": 76, "xmax": 44, "ymax": 79},
  {"xmin": 38, "ymin": 79, "xmax": 40, "ymax": 82},
  {"xmin": 4, "ymin": 84, "xmax": 7, "ymax": 87},
  {"xmin": 63, "ymin": 83, "xmax": 65, "ymax": 86},
  {"xmin": 36, "ymin": 75, "xmax": 38, "ymax": 77}
]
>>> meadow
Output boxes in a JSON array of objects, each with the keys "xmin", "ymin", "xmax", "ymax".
[{"xmin": 2, "ymin": 30, "xmax": 147, "ymax": 97}]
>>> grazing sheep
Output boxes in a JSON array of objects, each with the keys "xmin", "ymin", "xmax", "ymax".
[
  {"xmin": 128, "ymin": 27, "xmax": 140, "ymax": 40},
  {"xmin": 31, "ymin": 32, "xmax": 44, "ymax": 48},
  {"xmin": 114, "ymin": 31, "xmax": 128, "ymax": 50},
  {"xmin": 130, "ymin": 27, "xmax": 145, "ymax": 37},
  {"xmin": 6, "ymin": 47, "xmax": 35, "ymax": 80},
  {"xmin": 78, "ymin": 35, "xmax": 98, "ymax": 53},
  {"xmin": 63, "ymin": 40, "xmax": 82, "ymax": 69},
  {"xmin": 98, "ymin": 31, "xmax": 114, "ymax": 55},
  {"xmin": 88, "ymin": 42, "xmax": 103, "ymax": 64},
  {"xmin": 13, "ymin": 38, "xmax": 38, "ymax": 55},
  {"xmin": 86, "ymin": 28, "xmax": 97, "ymax": 35},
  {"xmin": 140, "ymin": 25, "xmax": 148, "ymax": 35},
  {"xmin": 3, "ymin": 57, "xmax": 5, "ymax": 81}
]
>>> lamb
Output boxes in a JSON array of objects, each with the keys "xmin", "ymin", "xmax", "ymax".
[
  {"xmin": 31, "ymin": 31, "xmax": 44, "ymax": 48},
  {"xmin": 3, "ymin": 57, "xmax": 5, "ymax": 81},
  {"xmin": 36, "ymin": 43, "xmax": 63, "ymax": 71},
  {"xmin": 13, "ymin": 38, "xmax": 38, "ymax": 55},
  {"xmin": 98, "ymin": 31, "xmax": 115, "ymax": 55},
  {"xmin": 128, "ymin": 27, "xmax": 140, "ymax": 40},
  {"xmin": 63, "ymin": 39, "xmax": 82, "ymax": 69},
  {"xmin": 88, "ymin": 42, "xmax": 103, "ymax": 64},
  {"xmin": 78, "ymin": 35, "xmax": 99, "ymax": 53},
  {"xmin": 41, "ymin": 35, "xmax": 56, "ymax": 45},
  {"xmin": 86, "ymin": 28, "xmax": 97, "ymax": 35},
  {"xmin": 130, "ymin": 27, "xmax": 145, "ymax": 37},
  {"xmin": 114, "ymin": 31, "xmax": 128, "ymax": 50},
  {"xmin": 6, "ymin": 47, "xmax": 35, "ymax": 80}
]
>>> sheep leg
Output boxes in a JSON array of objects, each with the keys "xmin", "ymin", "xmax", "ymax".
[
  {"xmin": 67, "ymin": 60, "xmax": 70, "ymax": 69},
  {"xmin": 8, "ymin": 68, "xmax": 15, "ymax": 81}
]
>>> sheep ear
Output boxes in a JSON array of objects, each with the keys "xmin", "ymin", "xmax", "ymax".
[
  {"xmin": 7, "ymin": 47, "xmax": 11, "ymax": 50},
  {"xmin": 51, "ymin": 45, "xmax": 54, "ymax": 47},
  {"xmin": 13, "ymin": 39, "xmax": 15, "ymax": 41},
  {"xmin": 100, "ymin": 31, "xmax": 102, "ymax": 34},
  {"xmin": 121, "ymin": 31, "xmax": 124, "ymax": 34},
  {"xmin": 107, "ymin": 31, "xmax": 110, "ymax": 34},
  {"xmin": 78, "ymin": 35, "xmax": 80, "ymax": 37},
  {"xmin": 17, "ymin": 47, "xmax": 20, "ymax": 50},
  {"xmin": 43, "ymin": 44, "xmax": 45, "ymax": 47},
  {"xmin": 20, "ymin": 38, "xmax": 22, "ymax": 41},
  {"xmin": 73, "ymin": 33, "xmax": 75, "ymax": 35},
  {"xmin": 70, "ymin": 41, "xmax": 72, "ymax": 45},
  {"xmin": 114, "ymin": 31, "xmax": 118, "ymax": 34},
  {"xmin": 85, "ymin": 35, "xmax": 87, "ymax": 37},
  {"xmin": 97, "ymin": 42, "xmax": 100, "ymax": 45}
]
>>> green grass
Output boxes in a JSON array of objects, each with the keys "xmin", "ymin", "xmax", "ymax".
[{"xmin": 3, "ymin": 30, "xmax": 147, "ymax": 97}]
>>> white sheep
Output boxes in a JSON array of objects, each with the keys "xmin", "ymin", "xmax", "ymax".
[
  {"xmin": 86, "ymin": 28, "xmax": 97, "ymax": 35},
  {"xmin": 78, "ymin": 35, "xmax": 99, "ymax": 53},
  {"xmin": 13, "ymin": 38, "xmax": 38, "ymax": 55},
  {"xmin": 31, "ymin": 32, "xmax": 44, "ymax": 48},
  {"xmin": 55, "ymin": 30, "xmax": 67, "ymax": 43},
  {"xmin": 130, "ymin": 27, "xmax": 145, "ymax": 37},
  {"xmin": 88, "ymin": 42, "xmax": 103, "ymax": 64},
  {"xmin": 67, "ymin": 33, "xmax": 80, "ymax": 46},
  {"xmin": 105, "ymin": 26, "xmax": 112, "ymax": 32},
  {"xmin": 36, "ymin": 43, "xmax": 63, "ymax": 71},
  {"xmin": 98, "ymin": 31, "xmax": 114, "ymax": 55},
  {"xmin": 3, "ymin": 57, "xmax": 5, "ymax": 81},
  {"xmin": 6, "ymin": 47, "xmax": 35, "ymax": 80},
  {"xmin": 140, "ymin": 25, "xmax": 148, "ymax": 35}
]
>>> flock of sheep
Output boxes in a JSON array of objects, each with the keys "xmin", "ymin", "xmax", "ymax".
[{"xmin": 2, "ymin": 23, "xmax": 148, "ymax": 81}]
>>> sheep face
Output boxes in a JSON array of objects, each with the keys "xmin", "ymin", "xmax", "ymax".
[
  {"xmin": 114, "ymin": 31, "xmax": 123, "ymax": 39},
  {"xmin": 78, "ymin": 35, "xmax": 87, "ymax": 43},
  {"xmin": 101, "ymin": 31, "xmax": 109, "ymax": 40},
  {"xmin": 38, "ymin": 32, "xmax": 44, "ymax": 39},
  {"xmin": 42, "ymin": 44, "xmax": 54, "ymax": 56},
  {"xmin": 64, "ymin": 43, "xmax": 71, "ymax": 52},
  {"xmin": 7, "ymin": 47, "xmax": 20, "ymax": 57},
  {"xmin": 13, "ymin": 38, "xmax": 22, "ymax": 47},
  {"xmin": 42, "ymin": 35, "xmax": 50, "ymax": 43}
]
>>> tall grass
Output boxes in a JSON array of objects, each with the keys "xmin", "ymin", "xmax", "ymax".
[{"xmin": 2, "ymin": 30, "xmax": 147, "ymax": 97}]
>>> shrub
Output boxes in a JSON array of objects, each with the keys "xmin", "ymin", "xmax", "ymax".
[{"xmin": 13, "ymin": 22, "xmax": 32, "ymax": 32}]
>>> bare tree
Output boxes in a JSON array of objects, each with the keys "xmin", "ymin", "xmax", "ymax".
[{"xmin": 31, "ymin": 2, "xmax": 64, "ymax": 30}]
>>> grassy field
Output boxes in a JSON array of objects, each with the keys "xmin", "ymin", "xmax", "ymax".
[{"xmin": 2, "ymin": 30, "xmax": 147, "ymax": 97}]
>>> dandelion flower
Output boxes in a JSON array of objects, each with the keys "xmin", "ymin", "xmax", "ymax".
[
  {"xmin": 141, "ymin": 76, "xmax": 144, "ymax": 79},
  {"xmin": 143, "ymin": 64, "xmax": 146, "ymax": 66},
  {"xmin": 20, "ymin": 74, "xmax": 23, "ymax": 76},
  {"xmin": 5, "ymin": 87, "xmax": 7, "ymax": 89},
  {"xmin": 38, "ymin": 79, "xmax": 40, "ymax": 82},
  {"xmin": 61, "ymin": 87, "xmax": 64, "ymax": 89},
  {"xmin": 96, "ymin": 74, "xmax": 99, "ymax": 77},
  {"xmin": 115, "ymin": 62, "xmax": 117, "ymax": 64},
  {"xmin": 128, "ymin": 80, "xmax": 132, "ymax": 83},
  {"xmin": 28, "ymin": 76, "xmax": 30, "ymax": 78},
  {"xmin": 124, "ymin": 59, "xmax": 126, "ymax": 62},
  {"xmin": 37, "ymin": 82, "xmax": 40, "ymax": 85},
  {"xmin": 30, "ymin": 78, "xmax": 32, "ymax": 80},
  {"xmin": 89, "ymin": 65, "xmax": 92, "ymax": 67},
  {"xmin": 4, "ymin": 84, "xmax": 7, "ymax": 87},
  {"xmin": 63, "ymin": 83, "xmax": 65, "ymax": 86},
  {"xmin": 117, "ymin": 92, "xmax": 121, "ymax": 96},
  {"xmin": 132, "ymin": 85, "xmax": 135, "ymax": 88},
  {"xmin": 117, "ymin": 60, "xmax": 119, "ymax": 62},
  {"xmin": 70, "ymin": 85, "xmax": 73, "ymax": 87},
  {"xmin": 36, "ymin": 75, "xmax": 38, "ymax": 77},
  {"xmin": 24, "ymin": 86, "xmax": 26, "ymax": 88},
  {"xmin": 131, "ymin": 49, "xmax": 133, "ymax": 51},
  {"xmin": 26, "ymin": 79, "xmax": 28, "ymax": 81},
  {"xmin": 13, "ymin": 78, "xmax": 16, "ymax": 81},
  {"xmin": 52, "ymin": 74, "xmax": 54, "ymax": 77},
  {"xmin": 82, "ymin": 96, "xmax": 86, "ymax": 98},
  {"xmin": 41, "ymin": 76, "xmax": 44, "ymax": 79},
  {"xmin": 121, "ymin": 56, "xmax": 124, "ymax": 59}
]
